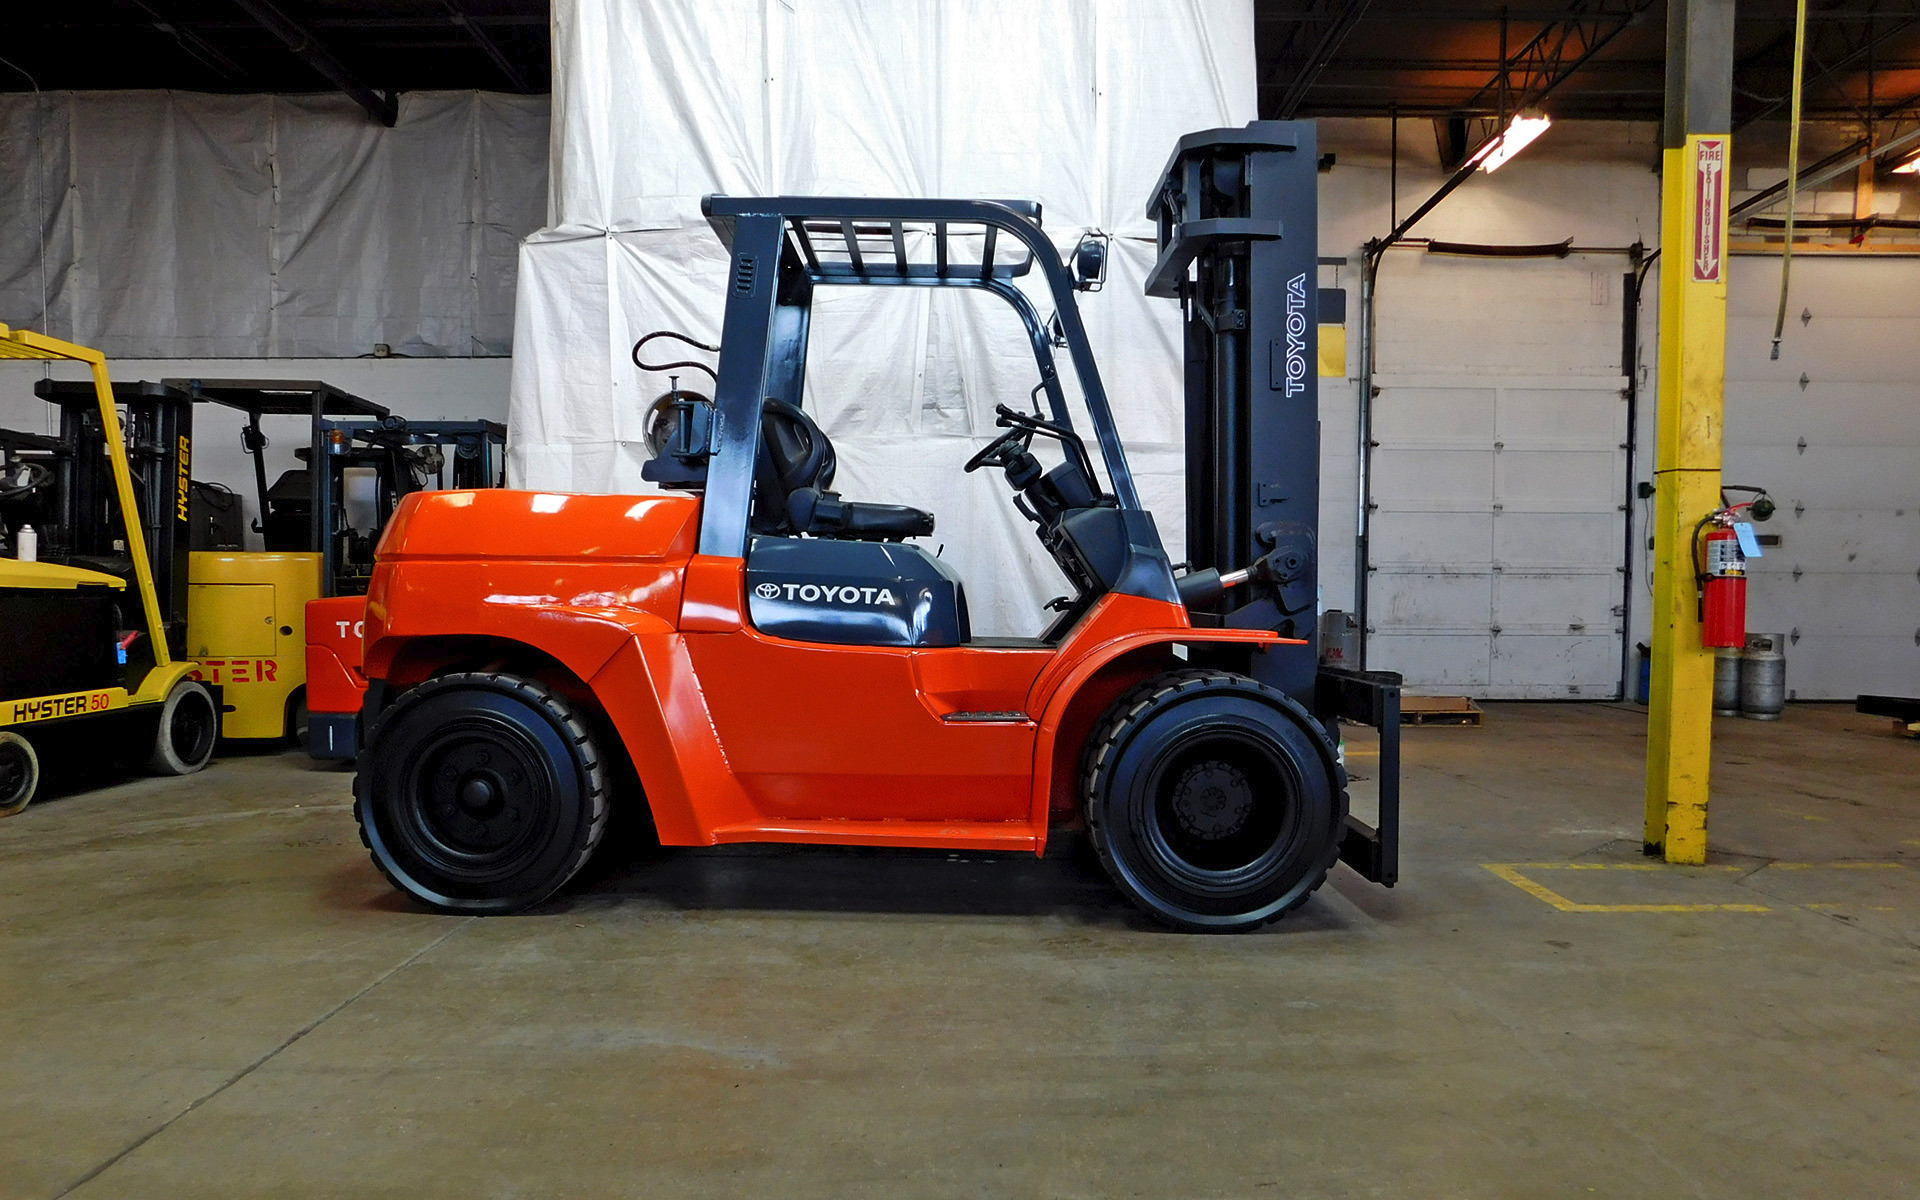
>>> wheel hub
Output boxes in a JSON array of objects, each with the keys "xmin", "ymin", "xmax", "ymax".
[
  {"xmin": 458, "ymin": 776, "xmax": 502, "ymax": 816},
  {"xmin": 0, "ymin": 746, "xmax": 28, "ymax": 804},
  {"xmin": 1168, "ymin": 760, "xmax": 1254, "ymax": 841},
  {"xmin": 420, "ymin": 738, "xmax": 537, "ymax": 856}
]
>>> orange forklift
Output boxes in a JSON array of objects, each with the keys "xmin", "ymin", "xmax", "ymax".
[{"xmin": 350, "ymin": 123, "xmax": 1402, "ymax": 931}]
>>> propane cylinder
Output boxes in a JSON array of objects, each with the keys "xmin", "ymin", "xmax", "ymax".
[
  {"xmin": 1712, "ymin": 648, "xmax": 1741, "ymax": 716},
  {"xmin": 1739, "ymin": 632, "xmax": 1786, "ymax": 721},
  {"xmin": 1319, "ymin": 610, "xmax": 1360, "ymax": 666}
]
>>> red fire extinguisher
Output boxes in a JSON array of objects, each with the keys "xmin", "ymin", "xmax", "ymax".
[
  {"xmin": 1694, "ymin": 487, "xmax": 1773, "ymax": 649},
  {"xmin": 1699, "ymin": 522, "xmax": 1746, "ymax": 648}
]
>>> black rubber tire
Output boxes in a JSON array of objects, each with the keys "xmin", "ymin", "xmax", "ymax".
[
  {"xmin": 0, "ymin": 731, "xmax": 39, "ymax": 817},
  {"xmin": 354, "ymin": 672, "xmax": 608, "ymax": 914},
  {"xmin": 146, "ymin": 679, "xmax": 219, "ymax": 776},
  {"xmin": 287, "ymin": 689, "xmax": 310, "ymax": 749},
  {"xmin": 1081, "ymin": 668, "xmax": 1347, "ymax": 933}
]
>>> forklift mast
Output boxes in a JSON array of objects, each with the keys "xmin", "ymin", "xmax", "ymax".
[
  {"xmin": 13, "ymin": 379, "xmax": 193, "ymax": 657},
  {"xmin": 1148, "ymin": 122, "xmax": 1323, "ymax": 703},
  {"xmin": 312, "ymin": 416, "xmax": 506, "ymax": 595},
  {"xmin": 1149, "ymin": 121, "xmax": 1402, "ymax": 886}
]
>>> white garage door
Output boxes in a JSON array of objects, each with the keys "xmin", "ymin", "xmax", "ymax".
[
  {"xmin": 1726, "ymin": 255, "xmax": 1920, "ymax": 700},
  {"xmin": 1367, "ymin": 252, "xmax": 1631, "ymax": 698},
  {"xmin": 1368, "ymin": 376, "xmax": 1629, "ymax": 697}
]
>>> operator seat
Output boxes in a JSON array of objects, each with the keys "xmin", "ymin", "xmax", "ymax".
[{"xmin": 751, "ymin": 399, "xmax": 935, "ymax": 542}]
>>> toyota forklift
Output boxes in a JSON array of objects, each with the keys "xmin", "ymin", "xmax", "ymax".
[
  {"xmin": 298, "ymin": 410, "xmax": 508, "ymax": 757},
  {"xmin": 349, "ymin": 122, "xmax": 1402, "ymax": 931},
  {"xmin": 169, "ymin": 379, "xmax": 505, "ymax": 742},
  {"xmin": 0, "ymin": 326, "xmax": 217, "ymax": 816}
]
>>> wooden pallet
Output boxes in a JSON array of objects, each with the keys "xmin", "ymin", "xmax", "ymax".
[{"xmin": 1401, "ymin": 696, "xmax": 1484, "ymax": 727}]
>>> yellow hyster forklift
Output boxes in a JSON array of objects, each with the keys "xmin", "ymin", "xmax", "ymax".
[
  {"xmin": 0, "ymin": 326, "xmax": 217, "ymax": 816},
  {"xmin": 170, "ymin": 379, "xmax": 505, "ymax": 742}
]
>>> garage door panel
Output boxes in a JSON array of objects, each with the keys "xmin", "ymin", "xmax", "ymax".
[
  {"xmin": 1370, "ymin": 512, "xmax": 1492, "ymax": 567},
  {"xmin": 1369, "ymin": 633, "xmax": 1492, "ymax": 692},
  {"xmin": 1746, "ymin": 510, "xmax": 1920, "ymax": 573},
  {"xmin": 1372, "ymin": 570, "xmax": 1494, "ymax": 629},
  {"xmin": 1724, "ymin": 383, "xmax": 1920, "ymax": 445},
  {"xmin": 1769, "ymin": 635, "xmax": 1920, "ymax": 700},
  {"xmin": 1728, "ymin": 266, "xmax": 1920, "ymax": 318},
  {"xmin": 1370, "ymin": 448, "xmax": 1491, "ymax": 509},
  {"xmin": 1490, "ymin": 634, "xmax": 1623, "ymax": 698},
  {"xmin": 1496, "ymin": 450, "xmax": 1621, "ymax": 512},
  {"xmin": 1494, "ymin": 571, "xmax": 1622, "ymax": 631},
  {"xmin": 1730, "ymin": 445, "xmax": 1919, "ymax": 510},
  {"xmin": 1376, "ymin": 257, "xmax": 1623, "ymax": 376},
  {"xmin": 1495, "ymin": 512, "xmax": 1624, "ymax": 567},
  {"xmin": 1727, "ymin": 317, "xmax": 1920, "ymax": 379},
  {"xmin": 1372, "ymin": 386, "xmax": 1495, "ymax": 444},
  {"xmin": 1495, "ymin": 386, "xmax": 1627, "ymax": 444},
  {"xmin": 1743, "ymin": 572, "xmax": 1920, "ymax": 640}
]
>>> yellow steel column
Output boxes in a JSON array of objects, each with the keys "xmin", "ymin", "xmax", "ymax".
[{"xmin": 1646, "ymin": 0, "xmax": 1733, "ymax": 865}]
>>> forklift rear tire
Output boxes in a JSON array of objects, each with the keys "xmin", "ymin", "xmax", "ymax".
[
  {"xmin": 1082, "ymin": 669, "xmax": 1345, "ymax": 933},
  {"xmin": 0, "ymin": 731, "xmax": 39, "ymax": 817},
  {"xmin": 147, "ymin": 680, "xmax": 219, "ymax": 776},
  {"xmin": 355, "ymin": 672, "xmax": 608, "ymax": 914}
]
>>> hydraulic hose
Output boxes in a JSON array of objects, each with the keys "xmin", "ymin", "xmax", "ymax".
[{"xmin": 1770, "ymin": 0, "xmax": 1809, "ymax": 360}]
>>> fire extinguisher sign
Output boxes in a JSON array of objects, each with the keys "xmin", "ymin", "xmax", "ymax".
[{"xmin": 1691, "ymin": 137, "xmax": 1726, "ymax": 284}]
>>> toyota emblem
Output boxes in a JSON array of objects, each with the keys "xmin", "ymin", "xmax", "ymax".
[{"xmin": 754, "ymin": 582, "xmax": 782, "ymax": 599}]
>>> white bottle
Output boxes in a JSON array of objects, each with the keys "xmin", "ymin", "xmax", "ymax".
[{"xmin": 16, "ymin": 524, "xmax": 36, "ymax": 562}]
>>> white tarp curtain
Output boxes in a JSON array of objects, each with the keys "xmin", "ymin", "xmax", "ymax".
[
  {"xmin": 0, "ymin": 90, "xmax": 548, "ymax": 359},
  {"xmin": 511, "ymin": 0, "xmax": 1256, "ymax": 635}
]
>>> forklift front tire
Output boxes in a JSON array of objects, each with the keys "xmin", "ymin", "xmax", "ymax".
[
  {"xmin": 147, "ymin": 680, "xmax": 219, "ymax": 776},
  {"xmin": 0, "ymin": 731, "xmax": 39, "ymax": 817},
  {"xmin": 1082, "ymin": 669, "xmax": 1346, "ymax": 933},
  {"xmin": 355, "ymin": 672, "xmax": 608, "ymax": 914}
]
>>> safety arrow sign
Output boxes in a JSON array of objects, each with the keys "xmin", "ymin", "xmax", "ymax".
[{"xmin": 1691, "ymin": 137, "xmax": 1726, "ymax": 283}]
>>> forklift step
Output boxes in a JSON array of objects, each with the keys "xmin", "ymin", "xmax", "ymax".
[{"xmin": 1401, "ymin": 696, "xmax": 1484, "ymax": 727}]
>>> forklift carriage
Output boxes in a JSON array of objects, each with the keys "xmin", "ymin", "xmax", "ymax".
[{"xmin": 352, "ymin": 122, "xmax": 1401, "ymax": 931}]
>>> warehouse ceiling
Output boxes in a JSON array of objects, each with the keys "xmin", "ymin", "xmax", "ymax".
[
  {"xmin": 1257, "ymin": 0, "xmax": 1920, "ymax": 125},
  {"xmin": 0, "ymin": 1, "xmax": 1916, "ymax": 130}
]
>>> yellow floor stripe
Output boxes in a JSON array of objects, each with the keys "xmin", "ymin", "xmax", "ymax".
[
  {"xmin": 1767, "ymin": 861, "xmax": 1906, "ymax": 870},
  {"xmin": 1482, "ymin": 863, "xmax": 1770, "ymax": 913}
]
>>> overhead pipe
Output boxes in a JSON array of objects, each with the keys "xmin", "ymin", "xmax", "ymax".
[{"xmin": 227, "ymin": 0, "xmax": 397, "ymax": 127}]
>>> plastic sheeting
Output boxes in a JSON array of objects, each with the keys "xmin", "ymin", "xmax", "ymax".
[
  {"xmin": 0, "ymin": 90, "xmax": 548, "ymax": 359},
  {"xmin": 511, "ymin": 0, "xmax": 1256, "ymax": 634}
]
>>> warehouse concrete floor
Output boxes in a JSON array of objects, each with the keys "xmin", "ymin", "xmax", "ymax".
[{"xmin": 3, "ymin": 703, "xmax": 1917, "ymax": 1199}]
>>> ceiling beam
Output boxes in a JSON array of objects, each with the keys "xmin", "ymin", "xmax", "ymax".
[
  {"xmin": 1732, "ymin": 13, "xmax": 1920, "ymax": 131},
  {"xmin": 1454, "ymin": 0, "xmax": 1659, "ymax": 117},
  {"xmin": 130, "ymin": 1, "xmax": 246, "ymax": 81},
  {"xmin": 442, "ymin": 0, "xmax": 532, "ymax": 93},
  {"xmin": 1267, "ymin": 0, "xmax": 1376, "ymax": 118},
  {"xmin": 1369, "ymin": 0, "xmax": 1657, "ymax": 258},
  {"xmin": 226, "ymin": 0, "xmax": 397, "ymax": 126}
]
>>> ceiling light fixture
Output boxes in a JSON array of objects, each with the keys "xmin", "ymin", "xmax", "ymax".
[
  {"xmin": 1892, "ymin": 151, "xmax": 1920, "ymax": 175},
  {"xmin": 1479, "ymin": 111, "xmax": 1552, "ymax": 173}
]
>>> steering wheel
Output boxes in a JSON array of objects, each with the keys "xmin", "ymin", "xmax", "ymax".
[
  {"xmin": 964, "ymin": 426, "xmax": 1033, "ymax": 473},
  {"xmin": 0, "ymin": 461, "xmax": 52, "ymax": 500}
]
